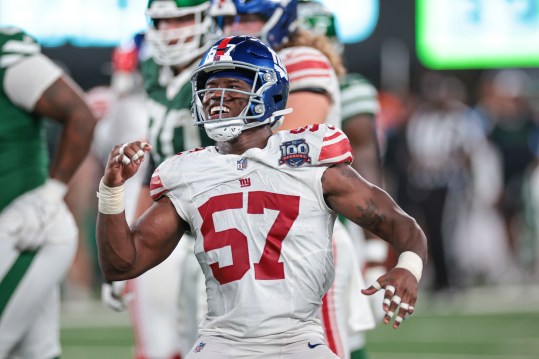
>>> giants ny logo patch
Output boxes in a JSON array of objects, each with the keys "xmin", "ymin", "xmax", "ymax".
[{"xmin": 279, "ymin": 139, "xmax": 311, "ymax": 167}]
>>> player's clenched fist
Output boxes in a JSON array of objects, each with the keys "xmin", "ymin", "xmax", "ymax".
[
  {"xmin": 97, "ymin": 142, "xmax": 152, "ymax": 215},
  {"xmin": 103, "ymin": 141, "xmax": 152, "ymax": 187}
]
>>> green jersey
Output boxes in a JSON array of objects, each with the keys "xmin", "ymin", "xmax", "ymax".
[
  {"xmin": 0, "ymin": 28, "xmax": 58, "ymax": 211},
  {"xmin": 141, "ymin": 58, "xmax": 212, "ymax": 167},
  {"xmin": 340, "ymin": 73, "xmax": 379, "ymax": 124}
]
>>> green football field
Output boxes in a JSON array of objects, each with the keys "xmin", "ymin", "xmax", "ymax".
[{"xmin": 60, "ymin": 287, "xmax": 539, "ymax": 359}]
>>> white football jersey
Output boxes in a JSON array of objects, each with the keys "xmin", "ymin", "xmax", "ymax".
[
  {"xmin": 278, "ymin": 46, "xmax": 341, "ymax": 128},
  {"xmin": 150, "ymin": 124, "xmax": 353, "ymax": 341}
]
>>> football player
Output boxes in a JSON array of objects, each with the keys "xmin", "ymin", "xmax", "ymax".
[
  {"xmin": 0, "ymin": 27, "xmax": 97, "ymax": 358},
  {"xmin": 96, "ymin": 35, "xmax": 427, "ymax": 359}
]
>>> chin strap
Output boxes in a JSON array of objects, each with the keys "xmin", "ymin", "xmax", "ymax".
[{"xmin": 270, "ymin": 108, "xmax": 293, "ymax": 131}]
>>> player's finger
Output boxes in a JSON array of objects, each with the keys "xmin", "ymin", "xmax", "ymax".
[
  {"xmin": 383, "ymin": 285, "xmax": 396, "ymax": 311},
  {"xmin": 119, "ymin": 143, "xmax": 128, "ymax": 156},
  {"xmin": 408, "ymin": 297, "xmax": 417, "ymax": 316},
  {"xmin": 393, "ymin": 300, "xmax": 411, "ymax": 329},
  {"xmin": 386, "ymin": 293, "xmax": 402, "ymax": 324},
  {"xmin": 131, "ymin": 149, "xmax": 145, "ymax": 162},
  {"xmin": 393, "ymin": 314, "xmax": 404, "ymax": 329},
  {"xmin": 114, "ymin": 154, "xmax": 130, "ymax": 165},
  {"xmin": 361, "ymin": 280, "xmax": 382, "ymax": 296}
]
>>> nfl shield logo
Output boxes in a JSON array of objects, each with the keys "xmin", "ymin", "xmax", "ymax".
[
  {"xmin": 237, "ymin": 158, "xmax": 248, "ymax": 170},
  {"xmin": 194, "ymin": 342, "xmax": 206, "ymax": 353}
]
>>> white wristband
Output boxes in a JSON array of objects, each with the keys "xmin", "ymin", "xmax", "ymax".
[
  {"xmin": 97, "ymin": 179, "xmax": 125, "ymax": 214},
  {"xmin": 395, "ymin": 251, "xmax": 423, "ymax": 282}
]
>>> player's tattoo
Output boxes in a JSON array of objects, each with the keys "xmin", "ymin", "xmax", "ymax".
[
  {"xmin": 354, "ymin": 200, "xmax": 383, "ymax": 232},
  {"xmin": 339, "ymin": 165, "xmax": 357, "ymax": 179}
]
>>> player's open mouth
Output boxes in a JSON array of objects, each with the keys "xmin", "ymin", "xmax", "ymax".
[{"xmin": 208, "ymin": 105, "xmax": 232, "ymax": 120}]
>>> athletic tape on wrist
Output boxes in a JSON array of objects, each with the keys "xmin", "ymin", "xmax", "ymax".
[
  {"xmin": 96, "ymin": 179, "xmax": 125, "ymax": 214},
  {"xmin": 395, "ymin": 251, "xmax": 423, "ymax": 282}
]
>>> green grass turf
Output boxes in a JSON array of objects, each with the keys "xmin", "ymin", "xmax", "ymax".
[
  {"xmin": 60, "ymin": 311, "xmax": 539, "ymax": 359},
  {"xmin": 61, "ymin": 326, "xmax": 134, "ymax": 359},
  {"xmin": 365, "ymin": 312, "xmax": 539, "ymax": 359}
]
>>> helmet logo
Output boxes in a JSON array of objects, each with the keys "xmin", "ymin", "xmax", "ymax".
[{"xmin": 203, "ymin": 36, "xmax": 237, "ymax": 64}]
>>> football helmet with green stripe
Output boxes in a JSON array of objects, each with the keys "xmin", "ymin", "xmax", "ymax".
[{"xmin": 297, "ymin": 0, "xmax": 342, "ymax": 54}]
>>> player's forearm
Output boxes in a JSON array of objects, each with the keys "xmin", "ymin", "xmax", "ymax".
[
  {"xmin": 382, "ymin": 210, "xmax": 428, "ymax": 265},
  {"xmin": 339, "ymin": 179, "xmax": 427, "ymax": 265},
  {"xmin": 51, "ymin": 112, "xmax": 96, "ymax": 183},
  {"xmin": 37, "ymin": 76, "xmax": 98, "ymax": 183},
  {"xmin": 96, "ymin": 213, "xmax": 139, "ymax": 281},
  {"xmin": 96, "ymin": 179, "xmax": 139, "ymax": 281}
]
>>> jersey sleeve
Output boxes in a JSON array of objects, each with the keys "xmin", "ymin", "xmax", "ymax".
[
  {"xmin": 340, "ymin": 73, "xmax": 380, "ymax": 123},
  {"xmin": 0, "ymin": 27, "xmax": 62, "ymax": 111},
  {"xmin": 149, "ymin": 166, "xmax": 170, "ymax": 201},
  {"xmin": 149, "ymin": 155, "xmax": 191, "ymax": 224},
  {"xmin": 285, "ymin": 124, "xmax": 353, "ymax": 166},
  {"xmin": 278, "ymin": 46, "xmax": 336, "ymax": 98}
]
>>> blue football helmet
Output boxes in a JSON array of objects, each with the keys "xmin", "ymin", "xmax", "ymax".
[
  {"xmin": 191, "ymin": 35, "xmax": 291, "ymax": 141},
  {"xmin": 209, "ymin": 0, "xmax": 298, "ymax": 49}
]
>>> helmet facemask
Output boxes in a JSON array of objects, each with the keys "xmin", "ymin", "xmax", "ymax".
[{"xmin": 191, "ymin": 35, "xmax": 292, "ymax": 142}]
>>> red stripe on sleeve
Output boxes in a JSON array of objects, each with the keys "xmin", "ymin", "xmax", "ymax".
[
  {"xmin": 323, "ymin": 132, "xmax": 342, "ymax": 142},
  {"xmin": 319, "ymin": 139, "xmax": 353, "ymax": 162},
  {"xmin": 285, "ymin": 59, "xmax": 331, "ymax": 75},
  {"xmin": 150, "ymin": 171, "xmax": 168, "ymax": 201}
]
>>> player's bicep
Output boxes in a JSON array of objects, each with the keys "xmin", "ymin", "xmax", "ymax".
[
  {"xmin": 131, "ymin": 196, "xmax": 186, "ymax": 272},
  {"xmin": 279, "ymin": 91, "xmax": 331, "ymax": 130},
  {"xmin": 33, "ymin": 75, "xmax": 90, "ymax": 123},
  {"xmin": 322, "ymin": 164, "xmax": 395, "ymax": 237}
]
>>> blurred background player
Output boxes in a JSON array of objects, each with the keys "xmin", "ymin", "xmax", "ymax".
[
  {"xmin": 208, "ymin": 1, "xmax": 380, "ymax": 358},
  {"xmin": 100, "ymin": 1, "xmax": 216, "ymax": 358},
  {"xmin": 66, "ymin": 33, "xmax": 150, "ymax": 301},
  {"xmin": 0, "ymin": 26, "xmax": 97, "ymax": 358}
]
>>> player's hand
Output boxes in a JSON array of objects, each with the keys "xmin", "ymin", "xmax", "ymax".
[
  {"xmin": 103, "ymin": 141, "xmax": 152, "ymax": 187},
  {"xmin": 363, "ymin": 265, "xmax": 387, "ymax": 322},
  {"xmin": 101, "ymin": 281, "xmax": 134, "ymax": 312},
  {"xmin": 0, "ymin": 179, "xmax": 68, "ymax": 250},
  {"xmin": 361, "ymin": 267, "xmax": 418, "ymax": 329}
]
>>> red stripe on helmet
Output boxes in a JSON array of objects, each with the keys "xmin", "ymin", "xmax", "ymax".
[{"xmin": 214, "ymin": 36, "xmax": 234, "ymax": 59}]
